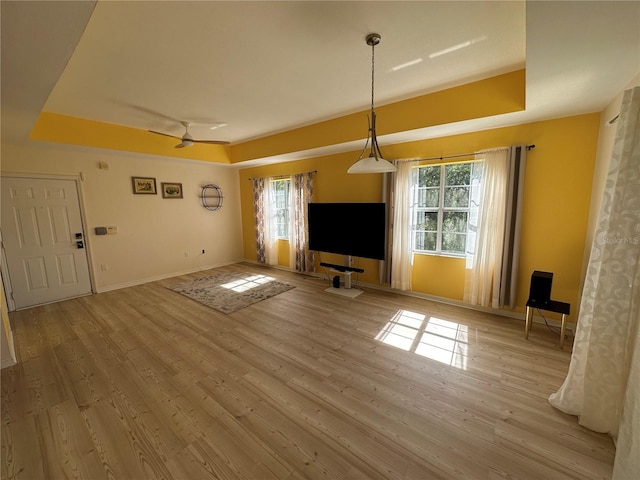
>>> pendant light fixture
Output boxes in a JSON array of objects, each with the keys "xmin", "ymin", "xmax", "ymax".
[{"xmin": 348, "ymin": 33, "xmax": 397, "ymax": 174}]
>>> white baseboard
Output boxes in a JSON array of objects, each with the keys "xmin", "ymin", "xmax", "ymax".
[
  {"xmin": 1, "ymin": 357, "xmax": 17, "ymax": 369},
  {"xmin": 95, "ymin": 259, "xmax": 243, "ymax": 293}
]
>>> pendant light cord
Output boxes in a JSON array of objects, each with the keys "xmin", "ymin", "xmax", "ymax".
[
  {"xmin": 348, "ymin": 33, "xmax": 396, "ymax": 172},
  {"xmin": 371, "ymin": 38, "xmax": 376, "ymax": 116}
]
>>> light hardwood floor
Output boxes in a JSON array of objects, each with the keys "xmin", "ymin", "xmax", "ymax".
[{"xmin": 1, "ymin": 263, "xmax": 615, "ymax": 479}]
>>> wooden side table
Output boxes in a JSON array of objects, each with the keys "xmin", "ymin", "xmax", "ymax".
[{"xmin": 525, "ymin": 299, "xmax": 571, "ymax": 349}]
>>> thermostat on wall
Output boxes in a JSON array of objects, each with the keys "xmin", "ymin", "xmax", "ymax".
[{"xmin": 95, "ymin": 226, "xmax": 117, "ymax": 235}]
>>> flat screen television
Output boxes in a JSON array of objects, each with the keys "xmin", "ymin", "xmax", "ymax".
[{"xmin": 307, "ymin": 202, "xmax": 386, "ymax": 260}]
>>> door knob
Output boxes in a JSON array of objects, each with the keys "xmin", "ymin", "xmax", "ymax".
[{"xmin": 76, "ymin": 240, "xmax": 84, "ymax": 249}]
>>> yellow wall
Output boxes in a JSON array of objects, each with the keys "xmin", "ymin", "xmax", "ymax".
[
  {"xmin": 240, "ymin": 153, "xmax": 385, "ymax": 284},
  {"xmin": 31, "ymin": 70, "xmax": 525, "ymax": 166},
  {"xmin": 277, "ymin": 240, "xmax": 290, "ymax": 268},
  {"xmin": 232, "ymin": 70, "xmax": 525, "ymax": 163},
  {"xmin": 412, "ymin": 255, "xmax": 467, "ymax": 301},
  {"xmin": 239, "ymin": 113, "xmax": 600, "ymax": 318},
  {"xmin": 31, "ymin": 112, "xmax": 231, "ymax": 164},
  {"xmin": 25, "ymin": 68, "xmax": 596, "ymax": 319}
]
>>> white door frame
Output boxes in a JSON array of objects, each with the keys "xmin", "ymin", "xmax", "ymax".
[
  {"xmin": 0, "ymin": 172, "xmax": 96, "ymax": 311},
  {"xmin": 0, "ymin": 229, "xmax": 15, "ymax": 312}
]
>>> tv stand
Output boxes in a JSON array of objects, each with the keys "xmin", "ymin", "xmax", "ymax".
[{"xmin": 321, "ymin": 259, "xmax": 363, "ymax": 298}]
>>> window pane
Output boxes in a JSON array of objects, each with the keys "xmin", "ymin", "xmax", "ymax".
[
  {"xmin": 411, "ymin": 161, "xmax": 475, "ymax": 256},
  {"xmin": 271, "ymin": 179, "xmax": 290, "ymax": 239},
  {"xmin": 414, "ymin": 211, "xmax": 438, "ymax": 231},
  {"xmin": 442, "ymin": 232, "xmax": 466, "ymax": 254},
  {"xmin": 443, "ymin": 211, "xmax": 468, "ymax": 233},
  {"xmin": 445, "ymin": 163, "xmax": 471, "ymax": 186},
  {"xmin": 444, "ymin": 186, "xmax": 469, "ymax": 207},
  {"xmin": 414, "ymin": 231, "xmax": 437, "ymax": 251},
  {"xmin": 444, "ymin": 163, "xmax": 470, "ymax": 207},
  {"xmin": 442, "ymin": 211, "xmax": 467, "ymax": 254},
  {"xmin": 415, "ymin": 187, "xmax": 439, "ymax": 208},
  {"xmin": 418, "ymin": 166, "xmax": 440, "ymax": 187}
]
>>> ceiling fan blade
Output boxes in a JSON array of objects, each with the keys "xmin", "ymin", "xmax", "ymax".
[
  {"xmin": 192, "ymin": 139, "xmax": 230, "ymax": 145},
  {"xmin": 150, "ymin": 124, "xmax": 229, "ymax": 147},
  {"xmin": 149, "ymin": 130, "xmax": 181, "ymax": 140},
  {"xmin": 123, "ymin": 104, "xmax": 183, "ymax": 124}
]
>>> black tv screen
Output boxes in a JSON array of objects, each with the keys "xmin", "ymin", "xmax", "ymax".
[{"xmin": 307, "ymin": 202, "xmax": 386, "ymax": 260}]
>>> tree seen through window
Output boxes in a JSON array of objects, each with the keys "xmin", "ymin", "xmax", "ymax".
[
  {"xmin": 412, "ymin": 162, "xmax": 475, "ymax": 255},
  {"xmin": 271, "ymin": 179, "xmax": 290, "ymax": 239}
]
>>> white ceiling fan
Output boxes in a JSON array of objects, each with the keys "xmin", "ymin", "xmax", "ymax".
[{"xmin": 149, "ymin": 121, "xmax": 229, "ymax": 148}]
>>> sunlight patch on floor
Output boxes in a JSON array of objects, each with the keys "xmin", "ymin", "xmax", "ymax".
[
  {"xmin": 221, "ymin": 274, "xmax": 275, "ymax": 292},
  {"xmin": 375, "ymin": 310, "xmax": 469, "ymax": 370}
]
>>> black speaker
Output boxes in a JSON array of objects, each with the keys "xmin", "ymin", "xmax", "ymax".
[
  {"xmin": 333, "ymin": 275, "xmax": 340, "ymax": 288},
  {"xmin": 528, "ymin": 271, "xmax": 553, "ymax": 305}
]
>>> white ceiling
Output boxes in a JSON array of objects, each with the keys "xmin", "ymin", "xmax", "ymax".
[{"xmin": 2, "ymin": 1, "xmax": 639, "ymax": 164}]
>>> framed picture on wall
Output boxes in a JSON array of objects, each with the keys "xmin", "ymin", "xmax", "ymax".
[
  {"xmin": 161, "ymin": 182, "xmax": 183, "ymax": 199},
  {"xmin": 132, "ymin": 177, "xmax": 157, "ymax": 194}
]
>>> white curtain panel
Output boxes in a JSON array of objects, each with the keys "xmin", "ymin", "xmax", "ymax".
[
  {"xmin": 264, "ymin": 181, "xmax": 278, "ymax": 266},
  {"xmin": 391, "ymin": 160, "xmax": 418, "ymax": 290},
  {"xmin": 463, "ymin": 148, "xmax": 509, "ymax": 307},
  {"xmin": 549, "ymin": 87, "xmax": 639, "ymax": 461},
  {"xmin": 614, "ymin": 315, "xmax": 640, "ymax": 480}
]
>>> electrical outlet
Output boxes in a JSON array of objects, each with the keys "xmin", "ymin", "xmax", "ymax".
[{"xmin": 100, "ymin": 264, "xmax": 108, "ymax": 271}]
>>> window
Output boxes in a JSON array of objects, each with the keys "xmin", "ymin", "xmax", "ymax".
[
  {"xmin": 271, "ymin": 179, "xmax": 290, "ymax": 239},
  {"xmin": 411, "ymin": 162, "xmax": 478, "ymax": 255}
]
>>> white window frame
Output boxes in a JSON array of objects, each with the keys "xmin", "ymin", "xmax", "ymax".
[
  {"xmin": 411, "ymin": 162, "xmax": 476, "ymax": 257},
  {"xmin": 270, "ymin": 178, "xmax": 291, "ymax": 240}
]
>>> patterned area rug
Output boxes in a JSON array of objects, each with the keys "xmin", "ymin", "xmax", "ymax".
[{"xmin": 168, "ymin": 271, "xmax": 295, "ymax": 314}]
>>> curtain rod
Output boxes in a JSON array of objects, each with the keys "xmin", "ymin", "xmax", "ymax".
[
  {"xmin": 248, "ymin": 170, "xmax": 317, "ymax": 181},
  {"xmin": 245, "ymin": 144, "xmax": 537, "ymax": 178},
  {"xmin": 396, "ymin": 144, "xmax": 536, "ymax": 163}
]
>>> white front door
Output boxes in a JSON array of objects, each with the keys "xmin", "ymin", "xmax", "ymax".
[{"xmin": 1, "ymin": 176, "xmax": 92, "ymax": 309}]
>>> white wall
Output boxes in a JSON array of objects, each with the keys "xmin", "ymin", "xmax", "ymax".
[{"xmin": 1, "ymin": 141, "xmax": 244, "ymax": 294}]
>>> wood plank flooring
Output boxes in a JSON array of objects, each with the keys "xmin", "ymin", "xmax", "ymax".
[{"xmin": 1, "ymin": 263, "xmax": 615, "ymax": 479}]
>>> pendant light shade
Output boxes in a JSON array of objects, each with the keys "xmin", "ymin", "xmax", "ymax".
[
  {"xmin": 347, "ymin": 151, "xmax": 396, "ymax": 173},
  {"xmin": 348, "ymin": 33, "xmax": 397, "ymax": 174}
]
